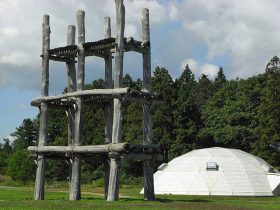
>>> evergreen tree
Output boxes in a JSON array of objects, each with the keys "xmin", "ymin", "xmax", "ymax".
[
  {"xmin": 152, "ymin": 67, "xmax": 175, "ymax": 146},
  {"xmin": 171, "ymin": 65, "xmax": 198, "ymax": 159},
  {"xmin": 214, "ymin": 66, "xmax": 227, "ymax": 90},
  {"xmin": 11, "ymin": 118, "xmax": 38, "ymax": 150},
  {"xmin": 195, "ymin": 74, "xmax": 215, "ymax": 112}
]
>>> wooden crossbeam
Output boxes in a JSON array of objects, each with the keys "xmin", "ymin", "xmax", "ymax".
[
  {"xmin": 28, "ymin": 143, "xmax": 129, "ymax": 154},
  {"xmin": 31, "ymin": 88, "xmax": 129, "ymax": 104},
  {"xmin": 28, "ymin": 143, "xmax": 164, "ymax": 155},
  {"xmin": 31, "ymin": 88, "xmax": 162, "ymax": 107}
]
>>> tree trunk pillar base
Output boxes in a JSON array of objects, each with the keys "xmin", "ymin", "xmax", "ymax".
[
  {"xmin": 107, "ymin": 154, "xmax": 121, "ymax": 201},
  {"xmin": 69, "ymin": 157, "xmax": 81, "ymax": 200},
  {"xmin": 143, "ymin": 160, "xmax": 155, "ymax": 200},
  {"xmin": 34, "ymin": 157, "xmax": 46, "ymax": 200}
]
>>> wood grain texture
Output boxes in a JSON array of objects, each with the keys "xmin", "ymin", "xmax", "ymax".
[
  {"xmin": 34, "ymin": 14, "xmax": 50, "ymax": 200},
  {"xmin": 142, "ymin": 8, "xmax": 155, "ymax": 201},
  {"xmin": 69, "ymin": 10, "xmax": 85, "ymax": 201},
  {"xmin": 104, "ymin": 16, "xmax": 113, "ymax": 199}
]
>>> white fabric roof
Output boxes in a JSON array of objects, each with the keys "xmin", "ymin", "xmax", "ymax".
[{"xmin": 142, "ymin": 147, "xmax": 280, "ymax": 196}]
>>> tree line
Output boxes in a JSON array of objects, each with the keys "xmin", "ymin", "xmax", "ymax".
[{"xmin": 1, "ymin": 56, "xmax": 280, "ymax": 184}]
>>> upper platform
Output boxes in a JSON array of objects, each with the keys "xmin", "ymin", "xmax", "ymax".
[{"xmin": 47, "ymin": 37, "xmax": 149, "ymax": 62}]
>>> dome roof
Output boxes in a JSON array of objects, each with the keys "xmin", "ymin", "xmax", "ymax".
[{"xmin": 144, "ymin": 147, "xmax": 280, "ymax": 196}]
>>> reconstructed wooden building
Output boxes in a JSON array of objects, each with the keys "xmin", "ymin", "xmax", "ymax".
[{"xmin": 28, "ymin": 0, "xmax": 164, "ymax": 201}]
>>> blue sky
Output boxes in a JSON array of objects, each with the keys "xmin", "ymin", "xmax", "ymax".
[{"xmin": 1, "ymin": 0, "xmax": 280, "ymax": 142}]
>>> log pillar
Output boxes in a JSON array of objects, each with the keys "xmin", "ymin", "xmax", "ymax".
[
  {"xmin": 69, "ymin": 10, "xmax": 85, "ymax": 200},
  {"xmin": 104, "ymin": 16, "xmax": 113, "ymax": 199},
  {"xmin": 142, "ymin": 8, "xmax": 155, "ymax": 201},
  {"xmin": 107, "ymin": 0, "xmax": 125, "ymax": 202},
  {"xmin": 34, "ymin": 14, "xmax": 50, "ymax": 200},
  {"xmin": 66, "ymin": 25, "xmax": 77, "ymax": 193}
]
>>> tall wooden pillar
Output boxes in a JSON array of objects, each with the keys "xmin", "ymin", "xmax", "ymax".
[
  {"xmin": 69, "ymin": 10, "xmax": 85, "ymax": 200},
  {"xmin": 104, "ymin": 16, "xmax": 113, "ymax": 199},
  {"xmin": 34, "ymin": 14, "xmax": 50, "ymax": 200},
  {"xmin": 107, "ymin": 0, "xmax": 125, "ymax": 202},
  {"xmin": 66, "ymin": 25, "xmax": 77, "ymax": 193},
  {"xmin": 142, "ymin": 8, "xmax": 155, "ymax": 201}
]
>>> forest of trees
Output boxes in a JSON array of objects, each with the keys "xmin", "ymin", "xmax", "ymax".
[{"xmin": 0, "ymin": 56, "xmax": 280, "ymax": 185}]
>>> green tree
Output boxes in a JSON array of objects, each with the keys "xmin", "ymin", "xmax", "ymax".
[
  {"xmin": 0, "ymin": 139, "xmax": 12, "ymax": 174},
  {"xmin": 152, "ymin": 67, "xmax": 175, "ymax": 146},
  {"xmin": 171, "ymin": 65, "xmax": 199, "ymax": 159},
  {"xmin": 195, "ymin": 74, "xmax": 215, "ymax": 112},
  {"xmin": 254, "ymin": 56, "xmax": 280, "ymax": 167},
  {"xmin": 214, "ymin": 66, "xmax": 227, "ymax": 90},
  {"xmin": 7, "ymin": 149, "xmax": 35, "ymax": 183},
  {"xmin": 199, "ymin": 75, "xmax": 265, "ymax": 151},
  {"xmin": 11, "ymin": 118, "xmax": 38, "ymax": 150}
]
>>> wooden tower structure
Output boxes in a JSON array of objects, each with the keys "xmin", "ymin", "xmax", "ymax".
[{"xmin": 28, "ymin": 0, "xmax": 163, "ymax": 201}]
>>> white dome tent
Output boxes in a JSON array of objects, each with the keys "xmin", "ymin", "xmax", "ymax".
[{"xmin": 141, "ymin": 147, "xmax": 280, "ymax": 196}]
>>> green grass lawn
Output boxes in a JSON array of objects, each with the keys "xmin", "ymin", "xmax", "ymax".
[{"xmin": 0, "ymin": 185, "xmax": 279, "ymax": 210}]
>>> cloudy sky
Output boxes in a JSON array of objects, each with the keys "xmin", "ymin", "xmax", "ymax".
[{"xmin": 0, "ymin": 0, "xmax": 280, "ymax": 142}]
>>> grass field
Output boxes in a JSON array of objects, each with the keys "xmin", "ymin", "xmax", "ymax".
[{"xmin": 0, "ymin": 185, "xmax": 279, "ymax": 210}]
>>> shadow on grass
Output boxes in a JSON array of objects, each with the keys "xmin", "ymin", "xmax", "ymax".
[
  {"xmin": 83, "ymin": 197, "xmax": 106, "ymax": 201},
  {"xmin": 118, "ymin": 197, "xmax": 212, "ymax": 204},
  {"xmin": 155, "ymin": 198, "xmax": 211, "ymax": 203}
]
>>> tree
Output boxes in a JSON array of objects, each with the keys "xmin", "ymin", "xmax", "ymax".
[
  {"xmin": 7, "ymin": 149, "xmax": 35, "ymax": 183},
  {"xmin": 254, "ymin": 56, "xmax": 280, "ymax": 167},
  {"xmin": 195, "ymin": 74, "xmax": 215, "ymax": 112},
  {"xmin": 152, "ymin": 67, "xmax": 175, "ymax": 146},
  {"xmin": 0, "ymin": 139, "xmax": 12, "ymax": 174},
  {"xmin": 11, "ymin": 118, "xmax": 38, "ymax": 150},
  {"xmin": 199, "ymin": 75, "xmax": 265, "ymax": 151},
  {"xmin": 171, "ymin": 65, "xmax": 199, "ymax": 159},
  {"xmin": 214, "ymin": 66, "xmax": 227, "ymax": 90}
]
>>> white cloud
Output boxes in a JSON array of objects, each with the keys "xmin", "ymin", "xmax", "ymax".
[
  {"xmin": 1, "ymin": 51, "xmax": 33, "ymax": 66},
  {"xmin": 1, "ymin": 27, "xmax": 18, "ymax": 37},
  {"xmin": 181, "ymin": 58, "xmax": 219, "ymax": 79},
  {"xmin": 168, "ymin": 4, "xmax": 179, "ymax": 21},
  {"xmin": 181, "ymin": 58, "xmax": 198, "ymax": 73},
  {"xmin": 201, "ymin": 64, "xmax": 219, "ymax": 79}
]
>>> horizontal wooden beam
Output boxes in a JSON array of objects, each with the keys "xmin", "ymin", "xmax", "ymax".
[
  {"xmin": 28, "ymin": 143, "xmax": 165, "ymax": 156},
  {"xmin": 31, "ymin": 88, "xmax": 130, "ymax": 106},
  {"xmin": 28, "ymin": 143, "xmax": 129, "ymax": 154},
  {"xmin": 31, "ymin": 88, "xmax": 162, "ymax": 108}
]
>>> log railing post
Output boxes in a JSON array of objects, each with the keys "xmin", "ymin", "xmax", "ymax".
[
  {"xmin": 142, "ymin": 8, "xmax": 155, "ymax": 201},
  {"xmin": 107, "ymin": 0, "xmax": 125, "ymax": 202},
  {"xmin": 34, "ymin": 14, "xmax": 50, "ymax": 200},
  {"xmin": 104, "ymin": 16, "xmax": 113, "ymax": 199},
  {"xmin": 69, "ymin": 10, "xmax": 85, "ymax": 200},
  {"xmin": 66, "ymin": 25, "xmax": 77, "ymax": 194}
]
